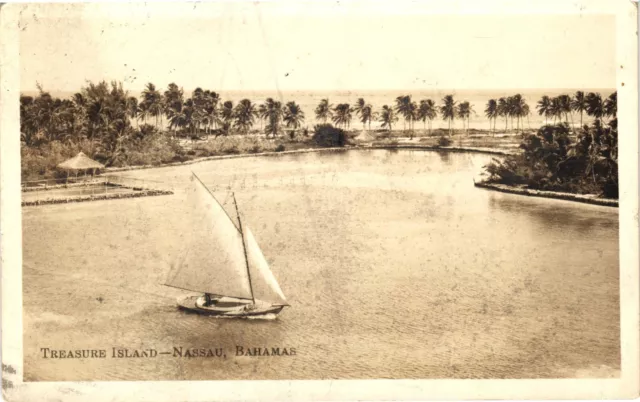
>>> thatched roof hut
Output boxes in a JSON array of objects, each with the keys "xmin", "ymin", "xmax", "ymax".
[{"xmin": 57, "ymin": 152, "xmax": 105, "ymax": 172}]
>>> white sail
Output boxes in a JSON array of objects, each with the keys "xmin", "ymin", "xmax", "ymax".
[
  {"xmin": 165, "ymin": 175, "xmax": 253, "ymax": 300},
  {"xmin": 244, "ymin": 227, "xmax": 288, "ymax": 305}
]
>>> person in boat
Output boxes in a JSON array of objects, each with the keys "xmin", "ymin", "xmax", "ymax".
[{"xmin": 203, "ymin": 294, "xmax": 218, "ymax": 307}]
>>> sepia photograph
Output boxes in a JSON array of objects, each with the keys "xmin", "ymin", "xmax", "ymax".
[{"xmin": 1, "ymin": 0, "xmax": 639, "ymax": 400}]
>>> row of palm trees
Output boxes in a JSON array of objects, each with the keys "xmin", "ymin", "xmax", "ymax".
[
  {"xmin": 484, "ymin": 94, "xmax": 530, "ymax": 133},
  {"xmin": 21, "ymin": 80, "xmax": 618, "ymax": 151},
  {"xmin": 535, "ymin": 91, "xmax": 617, "ymax": 127},
  {"xmin": 128, "ymin": 83, "xmax": 306, "ymax": 138},
  {"xmin": 327, "ymin": 91, "xmax": 616, "ymax": 137},
  {"xmin": 318, "ymin": 95, "xmax": 472, "ymax": 136}
]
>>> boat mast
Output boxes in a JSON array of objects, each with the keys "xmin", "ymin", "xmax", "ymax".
[{"xmin": 232, "ymin": 193, "xmax": 256, "ymax": 305}]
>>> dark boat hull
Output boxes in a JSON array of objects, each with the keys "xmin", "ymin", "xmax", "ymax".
[{"xmin": 176, "ymin": 295, "xmax": 286, "ymax": 318}]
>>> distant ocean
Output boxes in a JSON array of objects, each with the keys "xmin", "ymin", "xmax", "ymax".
[{"xmin": 25, "ymin": 88, "xmax": 616, "ymax": 131}]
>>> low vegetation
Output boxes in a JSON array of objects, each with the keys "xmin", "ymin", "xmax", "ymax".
[
  {"xmin": 483, "ymin": 118, "xmax": 618, "ymax": 198},
  {"xmin": 311, "ymin": 124, "xmax": 350, "ymax": 147},
  {"xmin": 437, "ymin": 136, "xmax": 452, "ymax": 147}
]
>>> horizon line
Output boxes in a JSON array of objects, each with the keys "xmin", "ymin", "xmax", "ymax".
[{"xmin": 21, "ymin": 86, "xmax": 617, "ymax": 94}]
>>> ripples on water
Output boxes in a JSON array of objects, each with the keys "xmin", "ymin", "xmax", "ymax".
[{"xmin": 22, "ymin": 150, "xmax": 619, "ymax": 381}]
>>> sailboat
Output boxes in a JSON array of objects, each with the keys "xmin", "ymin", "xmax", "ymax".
[{"xmin": 164, "ymin": 173, "xmax": 289, "ymax": 318}]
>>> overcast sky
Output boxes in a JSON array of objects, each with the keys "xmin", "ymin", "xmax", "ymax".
[{"xmin": 19, "ymin": 2, "xmax": 616, "ymax": 93}]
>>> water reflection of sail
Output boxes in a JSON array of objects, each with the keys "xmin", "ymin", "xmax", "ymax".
[{"xmin": 165, "ymin": 173, "xmax": 288, "ymax": 318}]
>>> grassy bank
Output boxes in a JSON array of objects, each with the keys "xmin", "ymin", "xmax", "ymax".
[{"xmin": 21, "ymin": 133, "xmax": 322, "ymax": 182}]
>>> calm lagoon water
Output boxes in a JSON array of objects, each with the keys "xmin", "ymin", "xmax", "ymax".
[{"xmin": 22, "ymin": 150, "xmax": 619, "ymax": 381}]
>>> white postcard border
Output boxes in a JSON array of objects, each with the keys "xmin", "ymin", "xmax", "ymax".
[{"xmin": 1, "ymin": 0, "xmax": 638, "ymax": 400}]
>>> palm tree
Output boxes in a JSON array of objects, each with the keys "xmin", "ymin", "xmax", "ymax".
[
  {"xmin": 126, "ymin": 96, "xmax": 139, "ymax": 126},
  {"xmin": 181, "ymin": 98, "xmax": 196, "ymax": 135},
  {"xmin": 191, "ymin": 88, "xmax": 209, "ymax": 134},
  {"xmin": 167, "ymin": 100, "xmax": 187, "ymax": 135},
  {"xmin": 263, "ymin": 98, "xmax": 283, "ymax": 138},
  {"xmin": 361, "ymin": 105, "xmax": 375, "ymax": 131},
  {"xmin": 164, "ymin": 83, "xmax": 184, "ymax": 135},
  {"xmin": 557, "ymin": 94, "xmax": 573, "ymax": 126},
  {"xmin": 354, "ymin": 98, "xmax": 374, "ymax": 131},
  {"xmin": 586, "ymin": 92, "xmax": 604, "ymax": 121},
  {"xmin": 604, "ymin": 91, "xmax": 617, "ymax": 120},
  {"xmin": 440, "ymin": 95, "xmax": 456, "ymax": 136},
  {"xmin": 407, "ymin": 100, "xmax": 417, "ymax": 137},
  {"xmin": 395, "ymin": 95, "xmax": 417, "ymax": 132},
  {"xmin": 510, "ymin": 94, "xmax": 527, "ymax": 132},
  {"xmin": 81, "ymin": 81, "xmax": 132, "ymax": 163},
  {"xmin": 315, "ymin": 98, "xmax": 333, "ymax": 123},
  {"xmin": 221, "ymin": 101, "xmax": 234, "ymax": 126},
  {"xmin": 332, "ymin": 103, "xmax": 353, "ymax": 129},
  {"xmin": 417, "ymin": 99, "xmax": 438, "ymax": 135},
  {"xmin": 353, "ymin": 98, "xmax": 366, "ymax": 126},
  {"xmin": 258, "ymin": 102, "xmax": 268, "ymax": 131},
  {"xmin": 203, "ymin": 90, "xmax": 220, "ymax": 134},
  {"xmin": 283, "ymin": 101, "xmax": 305, "ymax": 132},
  {"xmin": 485, "ymin": 99, "xmax": 498, "ymax": 135},
  {"xmin": 140, "ymin": 82, "xmax": 163, "ymax": 129},
  {"xmin": 549, "ymin": 97, "xmax": 563, "ymax": 124},
  {"xmin": 572, "ymin": 91, "xmax": 588, "ymax": 128},
  {"xmin": 233, "ymin": 99, "xmax": 257, "ymax": 134},
  {"xmin": 537, "ymin": 95, "xmax": 552, "ymax": 125},
  {"xmin": 417, "ymin": 100, "xmax": 430, "ymax": 131},
  {"xmin": 20, "ymin": 96, "xmax": 40, "ymax": 146},
  {"xmin": 379, "ymin": 105, "xmax": 397, "ymax": 131},
  {"xmin": 457, "ymin": 101, "xmax": 472, "ymax": 134},
  {"xmin": 497, "ymin": 97, "xmax": 510, "ymax": 132},
  {"xmin": 505, "ymin": 95, "xmax": 517, "ymax": 130}
]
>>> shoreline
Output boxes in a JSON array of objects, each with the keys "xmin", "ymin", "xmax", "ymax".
[
  {"xmin": 21, "ymin": 189, "xmax": 173, "ymax": 207},
  {"xmin": 22, "ymin": 179, "xmax": 108, "ymax": 192},
  {"xmin": 34, "ymin": 145, "xmax": 616, "ymax": 208},
  {"xmin": 105, "ymin": 144, "xmax": 514, "ymax": 174},
  {"xmin": 474, "ymin": 181, "xmax": 618, "ymax": 208}
]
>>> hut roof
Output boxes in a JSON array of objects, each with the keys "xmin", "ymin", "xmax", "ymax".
[{"xmin": 57, "ymin": 152, "xmax": 105, "ymax": 171}]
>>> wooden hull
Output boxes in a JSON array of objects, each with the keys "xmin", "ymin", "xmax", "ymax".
[{"xmin": 176, "ymin": 295, "xmax": 286, "ymax": 318}]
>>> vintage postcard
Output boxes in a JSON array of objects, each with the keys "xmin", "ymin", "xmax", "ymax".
[{"xmin": 1, "ymin": 0, "xmax": 638, "ymax": 400}]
